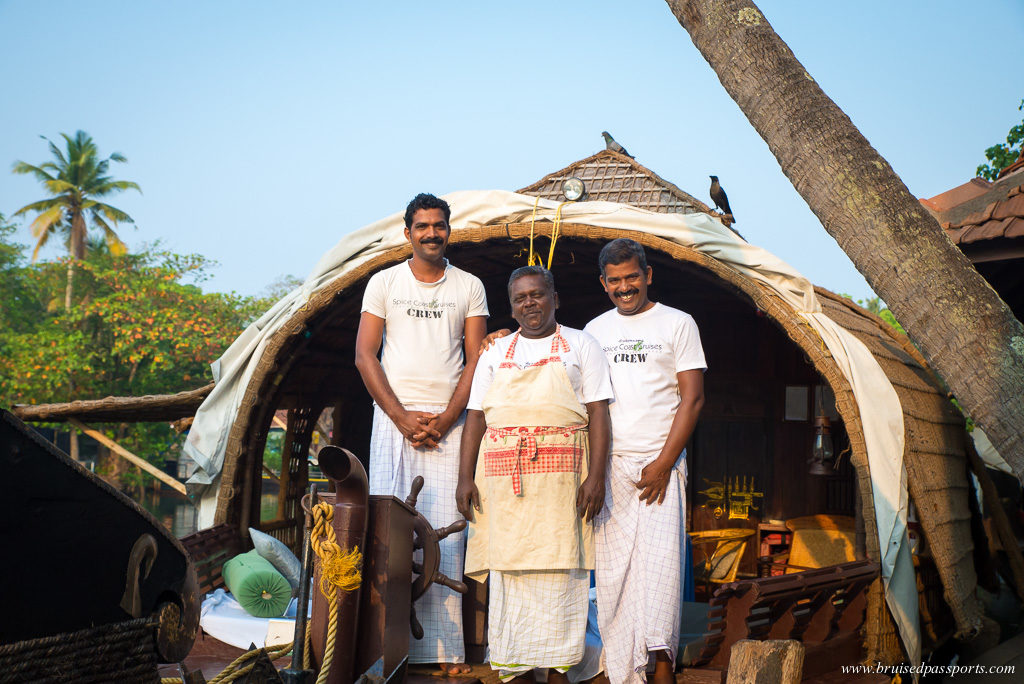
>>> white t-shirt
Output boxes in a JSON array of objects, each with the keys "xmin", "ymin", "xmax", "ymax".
[
  {"xmin": 468, "ymin": 326, "xmax": 613, "ymax": 410},
  {"xmin": 584, "ymin": 303, "xmax": 706, "ymax": 458},
  {"xmin": 361, "ymin": 260, "xmax": 488, "ymax": 406}
]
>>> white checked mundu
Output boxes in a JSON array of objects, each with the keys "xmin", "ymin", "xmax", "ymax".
[{"xmin": 595, "ymin": 455, "xmax": 687, "ymax": 683}]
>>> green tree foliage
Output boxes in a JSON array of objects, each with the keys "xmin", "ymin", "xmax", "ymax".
[
  {"xmin": 0, "ymin": 231, "xmax": 269, "ymax": 487},
  {"xmin": 0, "ymin": 214, "xmax": 44, "ymax": 334},
  {"xmin": 841, "ymin": 294, "xmax": 906, "ymax": 335},
  {"xmin": 977, "ymin": 100, "xmax": 1024, "ymax": 181}
]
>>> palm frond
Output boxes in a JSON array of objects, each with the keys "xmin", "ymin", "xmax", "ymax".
[
  {"xmin": 108, "ymin": 152, "xmax": 128, "ymax": 163},
  {"xmin": 30, "ymin": 215, "xmax": 65, "ymax": 262},
  {"xmin": 44, "ymin": 179, "xmax": 78, "ymax": 194},
  {"xmin": 28, "ymin": 206, "xmax": 64, "ymax": 239},
  {"xmin": 92, "ymin": 202, "xmax": 135, "ymax": 225},
  {"xmin": 93, "ymin": 213, "xmax": 127, "ymax": 256},
  {"xmin": 102, "ymin": 179, "xmax": 141, "ymax": 193},
  {"xmin": 43, "ymin": 136, "xmax": 68, "ymax": 167},
  {"xmin": 11, "ymin": 161, "xmax": 56, "ymax": 182},
  {"xmin": 12, "ymin": 198, "xmax": 63, "ymax": 217}
]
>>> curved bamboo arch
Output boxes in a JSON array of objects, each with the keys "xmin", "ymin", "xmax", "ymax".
[
  {"xmin": 212, "ymin": 220, "xmax": 977, "ymax": 661},
  {"xmin": 215, "ymin": 222, "xmax": 878, "ymax": 557}
]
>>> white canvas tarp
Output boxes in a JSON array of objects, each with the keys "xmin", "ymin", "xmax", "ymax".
[{"xmin": 183, "ymin": 189, "xmax": 919, "ymax": 662}]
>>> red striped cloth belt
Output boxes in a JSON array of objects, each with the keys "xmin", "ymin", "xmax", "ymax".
[{"xmin": 485, "ymin": 424, "xmax": 587, "ymax": 495}]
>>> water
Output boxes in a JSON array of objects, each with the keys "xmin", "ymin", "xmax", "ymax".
[
  {"xmin": 138, "ymin": 486, "xmax": 199, "ymax": 538},
  {"xmin": 136, "ymin": 478, "xmax": 283, "ymax": 539}
]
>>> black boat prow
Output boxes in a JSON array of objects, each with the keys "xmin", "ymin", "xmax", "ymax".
[{"xmin": 0, "ymin": 408, "xmax": 198, "ymax": 678}]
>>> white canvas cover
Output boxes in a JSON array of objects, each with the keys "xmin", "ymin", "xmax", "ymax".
[{"xmin": 183, "ymin": 190, "xmax": 919, "ymax": 662}]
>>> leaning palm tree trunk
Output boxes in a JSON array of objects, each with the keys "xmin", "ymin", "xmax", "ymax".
[{"xmin": 664, "ymin": 0, "xmax": 1024, "ymax": 475}]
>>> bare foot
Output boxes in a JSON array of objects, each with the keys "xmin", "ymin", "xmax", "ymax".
[{"xmin": 439, "ymin": 663, "xmax": 472, "ymax": 676}]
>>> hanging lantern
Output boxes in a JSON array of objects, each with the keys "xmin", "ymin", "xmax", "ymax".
[{"xmin": 809, "ymin": 412, "xmax": 835, "ymax": 476}]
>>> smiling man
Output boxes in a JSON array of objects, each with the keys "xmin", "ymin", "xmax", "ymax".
[
  {"xmin": 354, "ymin": 193, "xmax": 488, "ymax": 674},
  {"xmin": 457, "ymin": 266, "xmax": 611, "ymax": 683},
  {"xmin": 583, "ymin": 238, "xmax": 706, "ymax": 684}
]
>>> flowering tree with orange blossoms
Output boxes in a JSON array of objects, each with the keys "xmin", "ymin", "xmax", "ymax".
[{"xmin": 0, "ymin": 235, "xmax": 269, "ymax": 487}]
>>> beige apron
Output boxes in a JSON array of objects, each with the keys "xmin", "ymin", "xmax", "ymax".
[{"xmin": 464, "ymin": 327, "xmax": 595, "ymax": 581}]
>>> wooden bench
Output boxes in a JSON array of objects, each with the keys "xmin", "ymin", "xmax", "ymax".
[{"xmin": 685, "ymin": 559, "xmax": 879, "ymax": 681}]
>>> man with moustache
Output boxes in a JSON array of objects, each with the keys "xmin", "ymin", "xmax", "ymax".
[
  {"xmin": 583, "ymin": 238, "xmax": 706, "ymax": 684},
  {"xmin": 457, "ymin": 266, "xmax": 612, "ymax": 684},
  {"xmin": 355, "ymin": 193, "xmax": 488, "ymax": 674}
]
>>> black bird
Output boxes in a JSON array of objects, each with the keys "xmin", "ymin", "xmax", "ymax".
[
  {"xmin": 709, "ymin": 175, "xmax": 736, "ymax": 222},
  {"xmin": 602, "ymin": 131, "xmax": 633, "ymax": 158}
]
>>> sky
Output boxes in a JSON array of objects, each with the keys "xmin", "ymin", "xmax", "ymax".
[{"xmin": 1, "ymin": 1, "xmax": 1022, "ymax": 302}]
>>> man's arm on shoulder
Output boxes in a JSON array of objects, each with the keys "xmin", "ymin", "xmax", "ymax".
[
  {"xmin": 354, "ymin": 311, "xmax": 439, "ymax": 446},
  {"xmin": 636, "ymin": 369, "xmax": 705, "ymax": 505},
  {"xmin": 429, "ymin": 315, "xmax": 488, "ymax": 439}
]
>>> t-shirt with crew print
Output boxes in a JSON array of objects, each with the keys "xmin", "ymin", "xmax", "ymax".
[
  {"xmin": 361, "ymin": 259, "xmax": 489, "ymax": 406},
  {"xmin": 584, "ymin": 302, "xmax": 706, "ymax": 459}
]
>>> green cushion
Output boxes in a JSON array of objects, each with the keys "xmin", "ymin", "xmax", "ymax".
[{"xmin": 222, "ymin": 550, "xmax": 292, "ymax": 618}]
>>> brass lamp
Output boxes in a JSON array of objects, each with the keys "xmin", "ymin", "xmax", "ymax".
[{"xmin": 809, "ymin": 412, "xmax": 835, "ymax": 476}]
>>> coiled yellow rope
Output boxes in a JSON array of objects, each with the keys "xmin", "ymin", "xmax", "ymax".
[{"xmin": 159, "ymin": 640, "xmax": 293, "ymax": 684}]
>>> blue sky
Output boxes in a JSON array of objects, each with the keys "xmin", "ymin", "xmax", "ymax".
[{"xmin": 2, "ymin": 1, "xmax": 1022, "ymax": 301}]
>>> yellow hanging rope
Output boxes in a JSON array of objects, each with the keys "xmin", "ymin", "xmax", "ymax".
[
  {"xmin": 311, "ymin": 502, "xmax": 363, "ymax": 595},
  {"xmin": 527, "ymin": 197, "xmax": 572, "ymax": 270},
  {"xmin": 527, "ymin": 196, "xmax": 541, "ymax": 266},
  {"xmin": 310, "ymin": 501, "xmax": 363, "ymax": 684},
  {"xmin": 546, "ymin": 202, "xmax": 570, "ymax": 270}
]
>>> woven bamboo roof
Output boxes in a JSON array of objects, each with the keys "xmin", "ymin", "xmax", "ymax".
[{"xmin": 518, "ymin": 149, "xmax": 729, "ymax": 223}]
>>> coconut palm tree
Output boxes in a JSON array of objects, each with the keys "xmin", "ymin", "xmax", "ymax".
[
  {"xmin": 663, "ymin": 0, "xmax": 1024, "ymax": 477},
  {"xmin": 11, "ymin": 131, "xmax": 140, "ymax": 461},
  {"xmin": 12, "ymin": 130, "xmax": 141, "ymax": 310}
]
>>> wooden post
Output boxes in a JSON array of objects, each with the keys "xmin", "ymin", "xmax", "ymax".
[
  {"xmin": 726, "ymin": 639, "xmax": 804, "ymax": 684},
  {"xmin": 68, "ymin": 418, "xmax": 187, "ymax": 495},
  {"xmin": 965, "ymin": 440, "xmax": 1024, "ymax": 602}
]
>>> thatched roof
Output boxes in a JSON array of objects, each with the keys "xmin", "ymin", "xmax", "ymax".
[
  {"xmin": 11, "ymin": 384, "xmax": 213, "ymax": 423},
  {"xmin": 518, "ymin": 149, "xmax": 724, "ymax": 220}
]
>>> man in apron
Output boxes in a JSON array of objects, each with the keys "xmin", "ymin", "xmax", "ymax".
[
  {"xmin": 584, "ymin": 238, "xmax": 706, "ymax": 684},
  {"xmin": 355, "ymin": 193, "xmax": 488, "ymax": 674},
  {"xmin": 457, "ymin": 265, "xmax": 612, "ymax": 683}
]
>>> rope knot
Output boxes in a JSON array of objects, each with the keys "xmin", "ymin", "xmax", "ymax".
[{"xmin": 311, "ymin": 501, "xmax": 363, "ymax": 599}]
